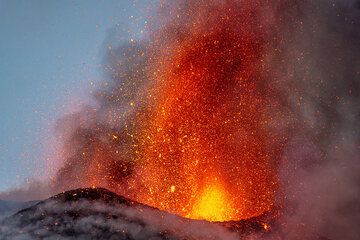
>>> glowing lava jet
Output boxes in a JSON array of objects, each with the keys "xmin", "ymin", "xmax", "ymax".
[
  {"xmin": 56, "ymin": 0, "xmax": 290, "ymax": 222},
  {"xmin": 126, "ymin": 1, "xmax": 286, "ymax": 221}
]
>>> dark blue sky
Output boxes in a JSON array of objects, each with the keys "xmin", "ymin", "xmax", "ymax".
[{"xmin": 0, "ymin": 0, "xmax": 154, "ymax": 191}]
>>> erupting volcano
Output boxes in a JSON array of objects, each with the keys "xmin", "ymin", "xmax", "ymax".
[
  {"xmin": 1, "ymin": 0, "xmax": 359, "ymax": 239},
  {"xmin": 55, "ymin": 0, "xmax": 298, "ymax": 222}
]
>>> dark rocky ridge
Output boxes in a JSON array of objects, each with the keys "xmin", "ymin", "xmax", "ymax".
[
  {"xmin": 0, "ymin": 199, "xmax": 38, "ymax": 221},
  {"xmin": 0, "ymin": 188, "xmax": 325, "ymax": 239}
]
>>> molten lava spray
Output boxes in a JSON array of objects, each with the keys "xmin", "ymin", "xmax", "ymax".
[
  {"xmin": 55, "ymin": 0, "xmax": 298, "ymax": 221},
  {"xmin": 129, "ymin": 1, "xmax": 286, "ymax": 221}
]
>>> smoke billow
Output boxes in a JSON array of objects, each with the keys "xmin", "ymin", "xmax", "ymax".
[{"xmin": 272, "ymin": 1, "xmax": 360, "ymax": 239}]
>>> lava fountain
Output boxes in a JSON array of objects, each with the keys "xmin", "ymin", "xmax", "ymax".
[{"xmin": 55, "ymin": 0, "xmax": 295, "ymax": 222}]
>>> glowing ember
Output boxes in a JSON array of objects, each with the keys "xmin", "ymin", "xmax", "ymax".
[{"xmin": 263, "ymin": 223, "xmax": 270, "ymax": 231}]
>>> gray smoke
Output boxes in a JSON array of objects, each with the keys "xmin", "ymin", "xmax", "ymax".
[{"xmin": 270, "ymin": 1, "xmax": 360, "ymax": 239}]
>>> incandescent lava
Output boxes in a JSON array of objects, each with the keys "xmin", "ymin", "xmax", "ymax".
[{"xmin": 55, "ymin": 0, "xmax": 297, "ymax": 222}]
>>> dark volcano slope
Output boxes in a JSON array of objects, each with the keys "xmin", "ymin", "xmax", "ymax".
[
  {"xmin": 0, "ymin": 188, "xmax": 330, "ymax": 240},
  {"xmin": 0, "ymin": 199, "xmax": 38, "ymax": 220},
  {"xmin": 0, "ymin": 188, "xmax": 273, "ymax": 239}
]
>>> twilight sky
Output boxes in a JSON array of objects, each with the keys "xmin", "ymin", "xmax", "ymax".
[{"xmin": 0, "ymin": 0, "xmax": 153, "ymax": 191}]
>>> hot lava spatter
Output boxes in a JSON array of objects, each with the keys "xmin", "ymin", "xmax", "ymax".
[
  {"xmin": 56, "ymin": 0, "xmax": 294, "ymax": 222},
  {"xmin": 128, "ymin": 1, "xmax": 285, "ymax": 222}
]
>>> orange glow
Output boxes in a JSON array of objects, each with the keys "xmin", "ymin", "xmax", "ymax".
[
  {"xmin": 189, "ymin": 179, "xmax": 235, "ymax": 222},
  {"xmin": 125, "ymin": 1, "xmax": 280, "ymax": 221}
]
